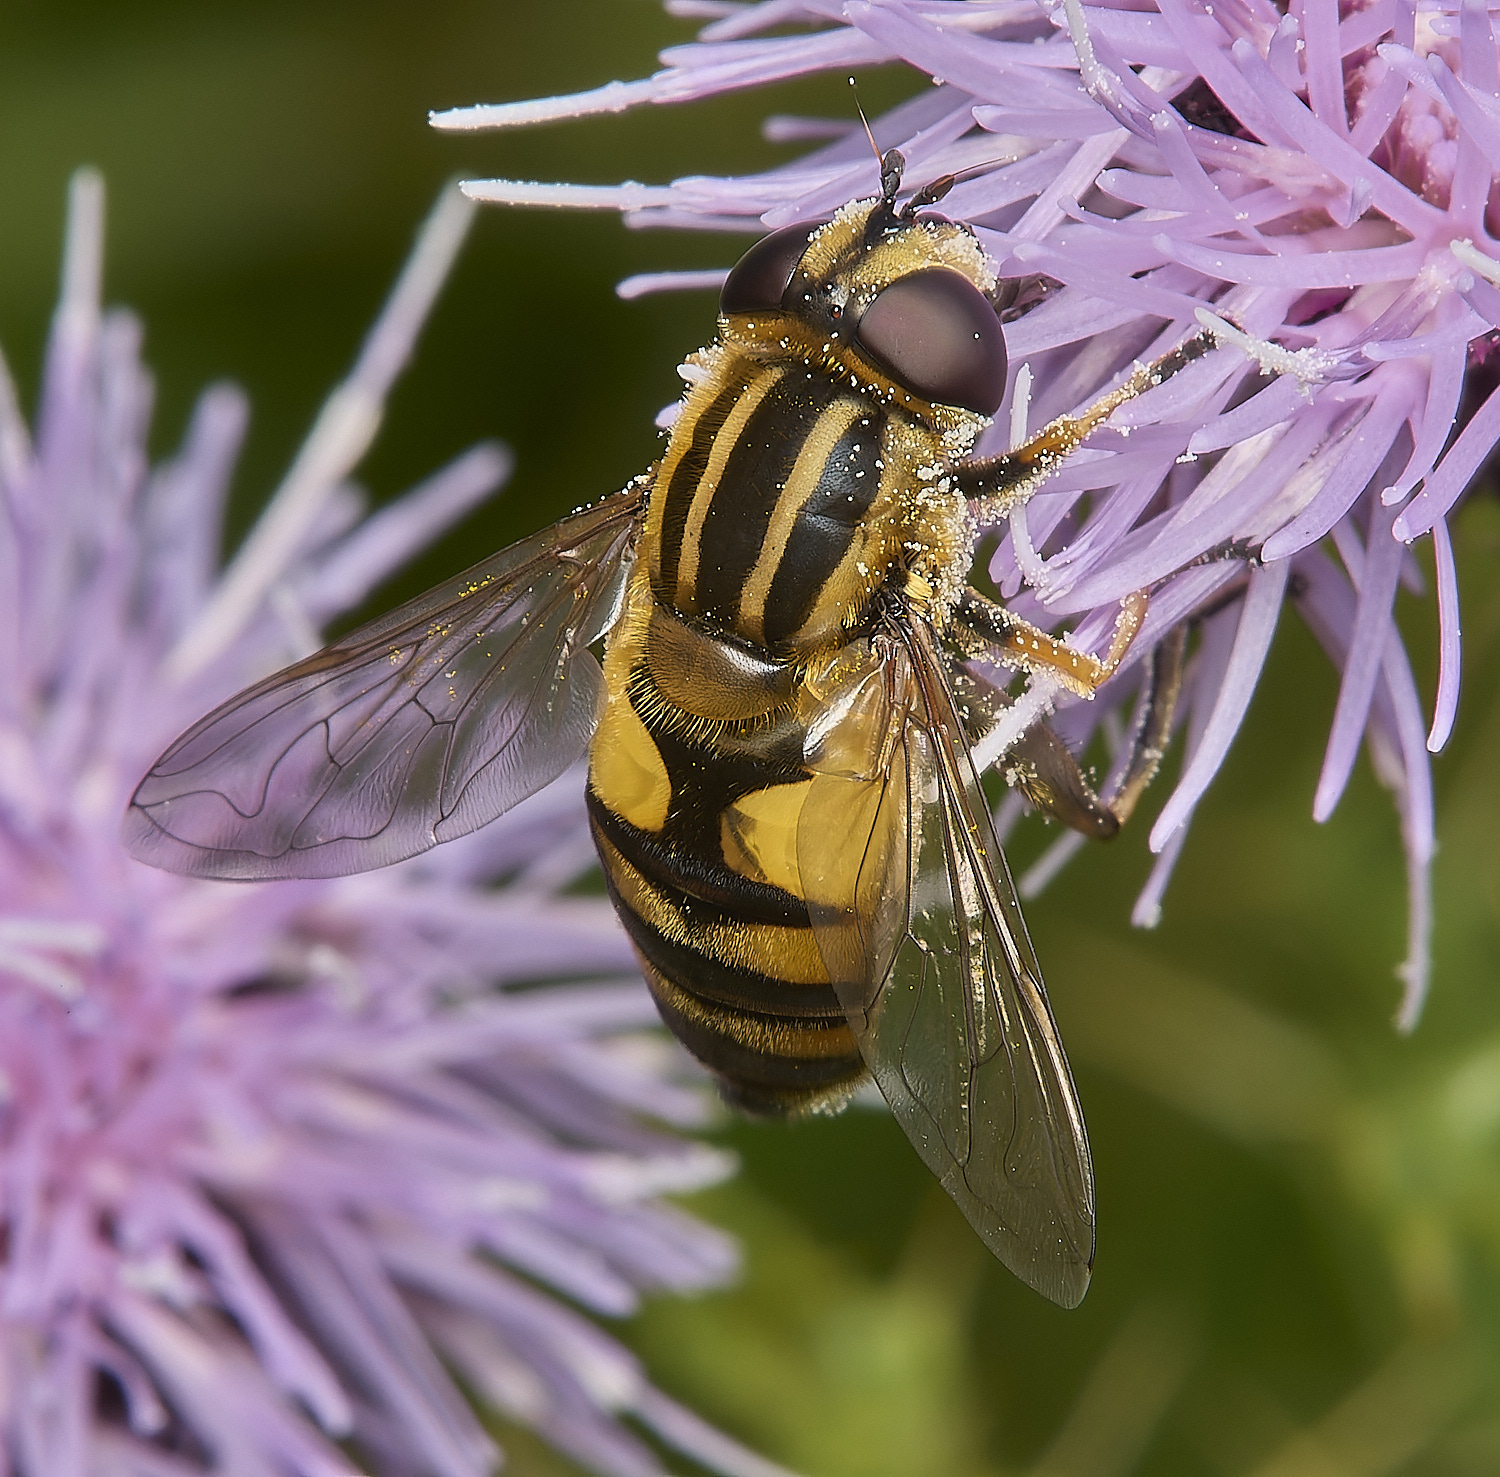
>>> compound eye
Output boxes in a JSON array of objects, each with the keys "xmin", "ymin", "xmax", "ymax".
[
  {"xmin": 855, "ymin": 268, "xmax": 1008, "ymax": 415},
  {"xmin": 720, "ymin": 222, "xmax": 819, "ymax": 315}
]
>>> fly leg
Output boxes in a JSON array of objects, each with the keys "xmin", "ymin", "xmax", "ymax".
[
  {"xmin": 952, "ymin": 590, "xmax": 1186, "ymax": 838},
  {"xmin": 1096, "ymin": 624, "xmax": 1187, "ymax": 827},
  {"xmin": 953, "ymin": 588, "xmax": 1147, "ymax": 698},
  {"xmin": 949, "ymin": 326, "xmax": 1217, "ymax": 830},
  {"xmin": 954, "ymin": 330, "xmax": 1216, "ymax": 512}
]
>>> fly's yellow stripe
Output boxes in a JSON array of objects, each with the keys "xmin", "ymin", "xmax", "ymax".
[
  {"xmin": 589, "ymin": 683, "xmax": 672, "ymax": 834},
  {"xmin": 676, "ymin": 367, "xmax": 784, "ymax": 604},
  {"xmin": 719, "ymin": 783, "xmax": 810, "ymax": 897},
  {"xmin": 736, "ymin": 396, "xmax": 870, "ymax": 644}
]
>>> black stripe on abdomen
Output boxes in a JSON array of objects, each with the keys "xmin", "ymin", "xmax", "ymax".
[
  {"xmin": 592, "ymin": 837, "xmax": 838, "ymax": 1018},
  {"xmin": 649, "ymin": 979, "xmax": 864, "ymax": 1118},
  {"xmin": 588, "ymin": 787, "xmax": 810, "ymax": 929}
]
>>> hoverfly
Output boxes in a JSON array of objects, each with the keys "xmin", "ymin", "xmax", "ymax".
[{"xmin": 126, "ymin": 152, "xmax": 1212, "ymax": 1308}]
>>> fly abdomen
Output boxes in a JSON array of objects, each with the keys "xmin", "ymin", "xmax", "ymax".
[
  {"xmin": 588, "ymin": 796, "xmax": 861, "ymax": 1114},
  {"xmin": 586, "ymin": 593, "xmax": 866, "ymax": 1114}
]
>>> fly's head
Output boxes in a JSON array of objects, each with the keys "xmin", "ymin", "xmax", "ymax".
[{"xmin": 717, "ymin": 155, "xmax": 1008, "ymax": 437}]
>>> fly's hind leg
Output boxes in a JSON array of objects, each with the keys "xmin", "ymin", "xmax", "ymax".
[
  {"xmin": 1009, "ymin": 626, "xmax": 1186, "ymax": 838},
  {"xmin": 953, "ymin": 589, "xmax": 1186, "ymax": 838},
  {"xmin": 955, "ymin": 329, "xmax": 1216, "ymax": 512},
  {"xmin": 1097, "ymin": 623, "xmax": 1187, "ymax": 827}
]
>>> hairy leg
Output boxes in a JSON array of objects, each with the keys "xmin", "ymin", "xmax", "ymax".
[
  {"xmin": 955, "ymin": 329, "xmax": 1217, "ymax": 513},
  {"xmin": 953, "ymin": 592, "xmax": 1187, "ymax": 838}
]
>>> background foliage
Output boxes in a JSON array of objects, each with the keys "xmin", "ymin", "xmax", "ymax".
[{"xmin": 4, "ymin": 2, "xmax": 1499, "ymax": 1472}]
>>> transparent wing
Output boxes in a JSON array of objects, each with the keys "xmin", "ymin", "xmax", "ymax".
[
  {"xmin": 126, "ymin": 486, "xmax": 645, "ymax": 880},
  {"xmin": 797, "ymin": 617, "xmax": 1094, "ymax": 1307}
]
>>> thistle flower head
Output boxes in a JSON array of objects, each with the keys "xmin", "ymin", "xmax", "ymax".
[
  {"xmin": 434, "ymin": 0, "xmax": 1500, "ymax": 1028},
  {"xmin": 0, "ymin": 170, "xmax": 789, "ymax": 1477}
]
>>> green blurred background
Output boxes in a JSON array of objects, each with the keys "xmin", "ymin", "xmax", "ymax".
[{"xmin": 5, "ymin": 3, "xmax": 1499, "ymax": 1473}]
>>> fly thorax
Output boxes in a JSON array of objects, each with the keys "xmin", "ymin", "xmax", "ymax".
[{"xmin": 643, "ymin": 341, "xmax": 913, "ymax": 656}]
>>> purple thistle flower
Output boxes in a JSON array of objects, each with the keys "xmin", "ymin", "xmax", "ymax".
[
  {"xmin": 0, "ymin": 169, "xmax": 793, "ymax": 1477},
  {"xmin": 433, "ymin": 0, "xmax": 1500, "ymax": 1030}
]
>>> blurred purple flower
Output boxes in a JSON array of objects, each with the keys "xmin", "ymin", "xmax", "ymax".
[
  {"xmin": 435, "ymin": 0, "xmax": 1500, "ymax": 1028},
  {"xmin": 0, "ymin": 170, "xmax": 791, "ymax": 1477}
]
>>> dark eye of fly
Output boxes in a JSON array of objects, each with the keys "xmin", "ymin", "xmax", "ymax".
[
  {"xmin": 855, "ymin": 268, "xmax": 1008, "ymax": 416},
  {"xmin": 719, "ymin": 222, "xmax": 820, "ymax": 315}
]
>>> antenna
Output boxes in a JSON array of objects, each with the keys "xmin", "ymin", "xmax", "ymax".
[
  {"xmin": 848, "ymin": 77, "xmax": 882, "ymax": 171},
  {"xmin": 849, "ymin": 77, "xmax": 905, "ymax": 214}
]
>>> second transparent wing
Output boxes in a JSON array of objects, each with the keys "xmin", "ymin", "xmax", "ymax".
[
  {"xmin": 126, "ymin": 486, "xmax": 645, "ymax": 879},
  {"xmin": 797, "ymin": 618, "xmax": 1095, "ymax": 1307}
]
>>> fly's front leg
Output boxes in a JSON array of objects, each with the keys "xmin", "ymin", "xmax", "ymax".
[
  {"xmin": 1007, "ymin": 626, "xmax": 1185, "ymax": 839},
  {"xmin": 955, "ymin": 329, "xmax": 1217, "ymax": 513}
]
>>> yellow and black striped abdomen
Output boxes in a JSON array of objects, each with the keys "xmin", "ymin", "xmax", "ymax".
[
  {"xmin": 650, "ymin": 354, "xmax": 893, "ymax": 655},
  {"xmin": 587, "ymin": 593, "xmax": 865, "ymax": 1114}
]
